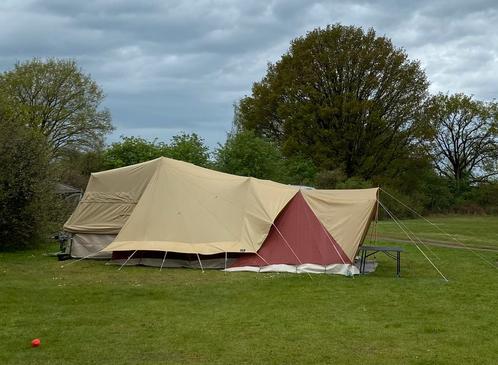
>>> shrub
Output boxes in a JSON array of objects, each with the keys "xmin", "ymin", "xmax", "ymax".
[{"xmin": 0, "ymin": 118, "xmax": 58, "ymax": 250}]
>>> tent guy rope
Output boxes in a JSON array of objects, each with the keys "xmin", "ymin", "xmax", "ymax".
[
  {"xmin": 271, "ymin": 222, "xmax": 313, "ymax": 279},
  {"xmin": 381, "ymin": 188, "xmax": 497, "ymax": 270},
  {"xmin": 379, "ymin": 200, "xmax": 449, "ymax": 282},
  {"xmin": 60, "ymin": 248, "xmax": 105, "ymax": 268}
]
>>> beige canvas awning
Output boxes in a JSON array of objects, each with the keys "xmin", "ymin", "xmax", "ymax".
[
  {"xmin": 63, "ymin": 158, "xmax": 161, "ymax": 234},
  {"xmin": 302, "ymin": 188, "xmax": 378, "ymax": 260},
  {"xmin": 103, "ymin": 158, "xmax": 298, "ymax": 254}
]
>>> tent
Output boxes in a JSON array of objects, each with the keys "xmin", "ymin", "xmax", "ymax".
[{"xmin": 64, "ymin": 157, "xmax": 378, "ymax": 275}]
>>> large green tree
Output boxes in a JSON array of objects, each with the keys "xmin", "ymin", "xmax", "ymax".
[
  {"xmin": 425, "ymin": 93, "xmax": 498, "ymax": 190},
  {"xmin": 236, "ymin": 24, "xmax": 429, "ymax": 179},
  {"xmin": 0, "ymin": 58, "xmax": 113, "ymax": 156}
]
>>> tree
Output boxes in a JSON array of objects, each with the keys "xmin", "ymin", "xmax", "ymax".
[
  {"xmin": 0, "ymin": 95, "xmax": 58, "ymax": 250},
  {"xmin": 215, "ymin": 130, "xmax": 284, "ymax": 180},
  {"xmin": 103, "ymin": 136, "xmax": 167, "ymax": 169},
  {"xmin": 425, "ymin": 93, "xmax": 498, "ymax": 190},
  {"xmin": 280, "ymin": 155, "xmax": 317, "ymax": 186},
  {"xmin": 55, "ymin": 149, "xmax": 105, "ymax": 189},
  {"xmin": 166, "ymin": 133, "xmax": 210, "ymax": 167},
  {"xmin": 236, "ymin": 24, "xmax": 429, "ymax": 179},
  {"xmin": 103, "ymin": 133, "xmax": 211, "ymax": 169},
  {"xmin": 0, "ymin": 58, "xmax": 113, "ymax": 156}
]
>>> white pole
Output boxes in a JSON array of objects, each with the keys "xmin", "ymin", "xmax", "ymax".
[
  {"xmin": 118, "ymin": 250, "xmax": 137, "ymax": 271},
  {"xmin": 160, "ymin": 251, "xmax": 168, "ymax": 271},
  {"xmin": 196, "ymin": 253, "xmax": 204, "ymax": 273}
]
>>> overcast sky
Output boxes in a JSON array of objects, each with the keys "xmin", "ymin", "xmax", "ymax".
[{"xmin": 1, "ymin": 0, "xmax": 497, "ymax": 148}]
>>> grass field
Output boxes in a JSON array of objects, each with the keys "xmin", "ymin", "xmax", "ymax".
[
  {"xmin": 1, "ymin": 217, "xmax": 497, "ymax": 364},
  {"xmin": 373, "ymin": 215, "xmax": 498, "ymax": 249}
]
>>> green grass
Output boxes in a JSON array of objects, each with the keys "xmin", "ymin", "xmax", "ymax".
[
  {"xmin": 1, "ymin": 217, "xmax": 498, "ymax": 364},
  {"xmin": 374, "ymin": 215, "xmax": 498, "ymax": 249}
]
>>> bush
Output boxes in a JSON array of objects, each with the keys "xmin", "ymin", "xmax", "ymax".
[{"xmin": 0, "ymin": 118, "xmax": 58, "ymax": 250}]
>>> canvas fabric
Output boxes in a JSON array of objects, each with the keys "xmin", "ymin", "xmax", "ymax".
[
  {"xmin": 64, "ymin": 158, "xmax": 161, "ymax": 234},
  {"xmin": 230, "ymin": 192, "xmax": 351, "ymax": 267},
  {"xmin": 301, "ymin": 188, "xmax": 378, "ymax": 260},
  {"xmin": 103, "ymin": 158, "xmax": 297, "ymax": 254},
  {"xmin": 64, "ymin": 157, "xmax": 378, "ymax": 264},
  {"xmin": 70, "ymin": 234, "xmax": 115, "ymax": 259}
]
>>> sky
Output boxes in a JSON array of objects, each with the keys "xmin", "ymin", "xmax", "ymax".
[{"xmin": 1, "ymin": 0, "xmax": 497, "ymax": 148}]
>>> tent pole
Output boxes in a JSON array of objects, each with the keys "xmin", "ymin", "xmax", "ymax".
[
  {"xmin": 160, "ymin": 251, "xmax": 168, "ymax": 271},
  {"xmin": 118, "ymin": 250, "xmax": 137, "ymax": 271},
  {"xmin": 196, "ymin": 253, "xmax": 205, "ymax": 273}
]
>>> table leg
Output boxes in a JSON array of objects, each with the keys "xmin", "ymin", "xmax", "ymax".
[
  {"xmin": 397, "ymin": 251, "xmax": 400, "ymax": 277},
  {"xmin": 361, "ymin": 250, "xmax": 366, "ymax": 274}
]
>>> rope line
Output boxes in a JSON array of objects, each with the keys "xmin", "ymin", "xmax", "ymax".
[
  {"xmin": 255, "ymin": 251, "xmax": 271, "ymax": 266},
  {"xmin": 301, "ymin": 196, "xmax": 348, "ymax": 265},
  {"xmin": 318, "ymin": 220, "xmax": 349, "ymax": 265},
  {"xmin": 381, "ymin": 188, "xmax": 497, "ymax": 270},
  {"xmin": 272, "ymin": 223, "xmax": 313, "ymax": 279},
  {"xmin": 390, "ymin": 215, "xmax": 441, "ymax": 261},
  {"xmin": 60, "ymin": 249, "xmax": 105, "ymax": 268},
  {"xmin": 379, "ymin": 200, "xmax": 448, "ymax": 282}
]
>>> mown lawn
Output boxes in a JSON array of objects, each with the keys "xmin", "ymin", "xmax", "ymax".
[
  {"xmin": 1, "ymin": 217, "xmax": 497, "ymax": 365},
  {"xmin": 374, "ymin": 215, "xmax": 498, "ymax": 249}
]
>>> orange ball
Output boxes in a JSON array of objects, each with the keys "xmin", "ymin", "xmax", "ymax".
[{"xmin": 31, "ymin": 338, "xmax": 41, "ymax": 347}]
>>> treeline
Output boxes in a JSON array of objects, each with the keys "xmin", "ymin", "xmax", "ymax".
[
  {"xmin": 72, "ymin": 127, "xmax": 498, "ymax": 219},
  {"xmin": 1, "ymin": 24, "xmax": 498, "ymax": 250}
]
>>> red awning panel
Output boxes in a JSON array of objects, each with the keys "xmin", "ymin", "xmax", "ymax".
[{"xmin": 231, "ymin": 191, "xmax": 350, "ymax": 267}]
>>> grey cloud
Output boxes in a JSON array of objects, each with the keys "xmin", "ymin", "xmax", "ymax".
[{"xmin": 1, "ymin": 0, "xmax": 497, "ymax": 147}]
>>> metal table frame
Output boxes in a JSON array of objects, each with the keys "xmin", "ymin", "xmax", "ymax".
[{"xmin": 358, "ymin": 245, "xmax": 404, "ymax": 277}]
